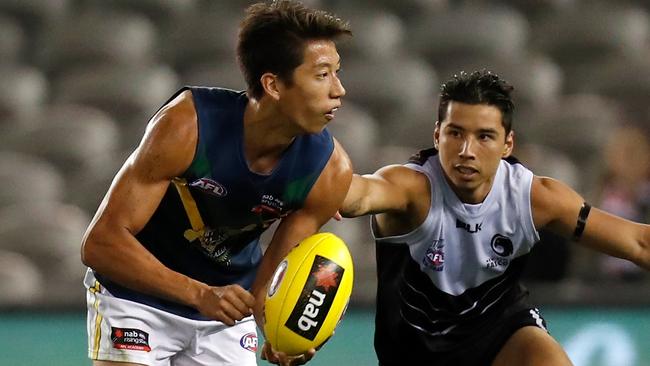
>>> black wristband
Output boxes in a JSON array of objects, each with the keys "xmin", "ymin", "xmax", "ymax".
[{"xmin": 572, "ymin": 202, "xmax": 591, "ymax": 241}]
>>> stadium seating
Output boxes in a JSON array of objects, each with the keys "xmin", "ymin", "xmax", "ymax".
[
  {"xmin": 532, "ymin": 3, "xmax": 650, "ymax": 74},
  {"xmin": 180, "ymin": 60, "xmax": 247, "ymax": 91},
  {"xmin": 1, "ymin": 0, "xmax": 649, "ymax": 310},
  {"xmin": 0, "ymin": 65, "xmax": 47, "ymax": 121},
  {"xmin": 326, "ymin": 102, "xmax": 381, "ymax": 173},
  {"xmin": 0, "ymin": 249, "xmax": 43, "ymax": 307},
  {"xmin": 0, "ymin": 151, "xmax": 65, "ymax": 209},
  {"xmin": 82, "ymin": 0, "xmax": 197, "ymax": 30},
  {"xmin": 0, "ymin": 15, "xmax": 25, "ymax": 65},
  {"xmin": 37, "ymin": 10, "xmax": 158, "ymax": 76},
  {"xmin": 408, "ymin": 4, "xmax": 530, "ymax": 72},
  {"xmin": 3, "ymin": 104, "xmax": 121, "ymax": 178},
  {"xmin": 0, "ymin": 202, "xmax": 90, "ymax": 307},
  {"xmin": 52, "ymin": 64, "xmax": 179, "ymax": 149}
]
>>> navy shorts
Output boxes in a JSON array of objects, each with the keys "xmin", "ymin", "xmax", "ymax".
[{"xmin": 378, "ymin": 306, "xmax": 548, "ymax": 366}]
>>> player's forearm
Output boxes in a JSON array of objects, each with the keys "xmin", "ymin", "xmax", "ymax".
[
  {"xmin": 339, "ymin": 198, "xmax": 367, "ymax": 217},
  {"xmin": 340, "ymin": 174, "xmax": 372, "ymax": 217},
  {"xmin": 633, "ymin": 224, "xmax": 650, "ymax": 271},
  {"xmin": 81, "ymin": 226, "xmax": 209, "ymax": 308}
]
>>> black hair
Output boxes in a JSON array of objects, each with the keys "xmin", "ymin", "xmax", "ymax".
[
  {"xmin": 438, "ymin": 70, "xmax": 515, "ymax": 134},
  {"xmin": 237, "ymin": 0, "xmax": 351, "ymax": 99}
]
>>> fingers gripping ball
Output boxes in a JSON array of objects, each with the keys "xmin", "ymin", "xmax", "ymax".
[{"xmin": 264, "ymin": 232, "xmax": 353, "ymax": 355}]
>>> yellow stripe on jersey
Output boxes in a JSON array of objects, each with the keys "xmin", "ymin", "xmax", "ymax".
[
  {"xmin": 89, "ymin": 280, "xmax": 103, "ymax": 360},
  {"xmin": 172, "ymin": 177, "xmax": 207, "ymax": 242}
]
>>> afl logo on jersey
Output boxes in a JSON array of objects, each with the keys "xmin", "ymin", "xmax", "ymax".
[
  {"xmin": 422, "ymin": 239, "xmax": 445, "ymax": 271},
  {"xmin": 490, "ymin": 234, "xmax": 513, "ymax": 257},
  {"xmin": 189, "ymin": 178, "xmax": 227, "ymax": 197}
]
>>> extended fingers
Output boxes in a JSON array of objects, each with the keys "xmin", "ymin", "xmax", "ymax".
[
  {"xmin": 210, "ymin": 285, "xmax": 255, "ymax": 325},
  {"xmin": 262, "ymin": 342, "xmax": 281, "ymax": 364},
  {"xmin": 219, "ymin": 289, "xmax": 252, "ymax": 318}
]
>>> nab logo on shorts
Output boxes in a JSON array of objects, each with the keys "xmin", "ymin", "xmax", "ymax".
[
  {"xmin": 111, "ymin": 327, "xmax": 151, "ymax": 352},
  {"xmin": 189, "ymin": 178, "xmax": 227, "ymax": 197},
  {"xmin": 285, "ymin": 255, "xmax": 344, "ymax": 341},
  {"xmin": 239, "ymin": 332, "xmax": 258, "ymax": 352}
]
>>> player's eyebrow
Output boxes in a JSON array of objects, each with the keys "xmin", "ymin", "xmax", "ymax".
[
  {"xmin": 477, "ymin": 128, "xmax": 498, "ymax": 135},
  {"xmin": 445, "ymin": 123, "xmax": 465, "ymax": 131},
  {"xmin": 446, "ymin": 123, "xmax": 499, "ymax": 135},
  {"xmin": 313, "ymin": 61, "xmax": 341, "ymax": 69}
]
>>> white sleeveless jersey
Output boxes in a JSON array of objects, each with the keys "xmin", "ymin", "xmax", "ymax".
[{"xmin": 373, "ymin": 149, "xmax": 540, "ymax": 353}]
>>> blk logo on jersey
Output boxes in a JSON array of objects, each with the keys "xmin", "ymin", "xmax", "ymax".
[
  {"xmin": 189, "ymin": 178, "xmax": 227, "ymax": 197},
  {"xmin": 422, "ymin": 239, "xmax": 445, "ymax": 271},
  {"xmin": 285, "ymin": 255, "xmax": 344, "ymax": 340},
  {"xmin": 456, "ymin": 219, "xmax": 482, "ymax": 234},
  {"xmin": 111, "ymin": 327, "xmax": 151, "ymax": 352},
  {"xmin": 239, "ymin": 332, "xmax": 258, "ymax": 352}
]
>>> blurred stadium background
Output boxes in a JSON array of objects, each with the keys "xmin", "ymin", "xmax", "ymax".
[{"xmin": 0, "ymin": 0, "xmax": 649, "ymax": 365}]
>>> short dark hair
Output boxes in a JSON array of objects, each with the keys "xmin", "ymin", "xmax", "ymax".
[
  {"xmin": 237, "ymin": 0, "xmax": 351, "ymax": 99},
  {"xmin": 438, "ymin": 70, "xmax": 515, "ymax": 134}
]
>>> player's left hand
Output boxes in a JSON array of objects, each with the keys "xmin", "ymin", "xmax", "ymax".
[{"xmin": 261, "ymin": 341, "xmax": 315, "ymax": 366}]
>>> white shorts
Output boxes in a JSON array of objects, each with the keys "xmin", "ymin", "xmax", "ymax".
[{"xmin": 84, "ymin": 269, "xmax": 258, "ymax": 366}]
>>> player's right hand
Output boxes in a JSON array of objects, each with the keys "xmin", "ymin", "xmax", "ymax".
[
  {"xmin": 196, "ymin": 284, "xmax": 256, "ymax": 325},
  {"xmin": 261, "ymin": 341, "xmax": 316, "ymax": 366}
]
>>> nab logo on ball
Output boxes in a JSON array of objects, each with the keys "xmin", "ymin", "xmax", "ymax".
[{"xmin": 285, "ymin": 255, "xmax": 344, "ymax": 341}]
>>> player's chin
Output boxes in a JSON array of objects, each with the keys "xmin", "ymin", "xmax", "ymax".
[
  {"xmin": 303, "ymin": 119, "xmax": 329, "ymax": 134},
  {"xmin": 451, "ymin": 176, "xmax": 481, "ymax": 191}
]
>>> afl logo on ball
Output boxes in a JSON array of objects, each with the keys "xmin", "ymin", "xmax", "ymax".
[
  {"xmin": 491, "ymin": 234, "xmax": 513, "ymax": 257},
  {"xmin": 268, "ymin": 260, "xmax": 288, "ymax": 297},
  {"xmin": 239, "ymin": 332, "xmax": 258, "ymax": 352}
]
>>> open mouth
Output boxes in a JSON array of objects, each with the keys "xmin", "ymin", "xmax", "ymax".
[
  {"xmin": 325, "ymin": 107, "xmax": 339, "ymax": 120},
  {"xmin": 455, "ymin": 165, "xmax": 478, "ymax": 177}
]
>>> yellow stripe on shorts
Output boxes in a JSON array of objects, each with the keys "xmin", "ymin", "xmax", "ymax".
[{"xmin": 89, "ymin": 280, "xmax": 103, "ymax": 359}]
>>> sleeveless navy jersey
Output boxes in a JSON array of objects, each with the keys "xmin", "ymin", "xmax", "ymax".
[
  {"xmin": 95, "ymin": 87, "xmax": 334, "ymax": 319},
  {"xmin": 374, "ymin": 148, "xmax": 540, "ymax": 362}
]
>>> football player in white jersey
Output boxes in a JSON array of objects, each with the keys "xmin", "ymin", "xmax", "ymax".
[{"xmin": 340, "ymin": 70, "xmax": 650, "ymax": 366}]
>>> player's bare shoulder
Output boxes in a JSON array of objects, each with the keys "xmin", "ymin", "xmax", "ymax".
[
  {"xmin": 328, "ymin": 138, "xmax": 354, "ymax": 180},
  {"xmin": 143, "ymin": 90, "xmax": 197, "ymax": 148},
  {"xmin": 530, "ymin": 175, "xmax": 583, "ymax": 232},
  {"xmin": 371, "ymin": 164, "xmax": 431, "ymax": 236},
  {"xmin": 134, "ymin": 90, "xmax": 198, "ymax": 179},
  {"xmin": 377, "ymin": 164, "xmax": 431, "ymax": 201}
]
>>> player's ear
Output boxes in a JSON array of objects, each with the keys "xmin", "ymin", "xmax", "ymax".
[
  {"xmin": 433, "ymin": 121, "xmax": 441, "ymax": 150},
  {"xmin": 503, "ymin": 130, "xmax": 514, "ymax": 157},
  {"xmin": 260, "ymin": 73, "xmax": 281, "ymax": 101}
]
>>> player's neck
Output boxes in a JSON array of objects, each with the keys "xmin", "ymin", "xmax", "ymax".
[
  {"xmin": 242, "ymin": 99, "xmax": 296, "ymax": 174},
  {"xmin": 446, "ymin": 175, "xmax": 494, "ymax": 205}
]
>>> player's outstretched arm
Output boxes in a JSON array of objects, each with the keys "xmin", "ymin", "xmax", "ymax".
[
  {"xmin": 532, "ymin": 176, "xmax": 650, "ymax": 270},
  {"xmin": 340, "ymin": 165, "xmax": 426, "ymax": 218},
  {"xmin": 80, "ymin": 91, "xmax": 255, "ymax": 324}
]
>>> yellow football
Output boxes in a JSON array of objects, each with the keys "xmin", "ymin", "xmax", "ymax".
[{"xmin": 263, "ymin": 232, "xmax": 354, "ymax": 356}]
